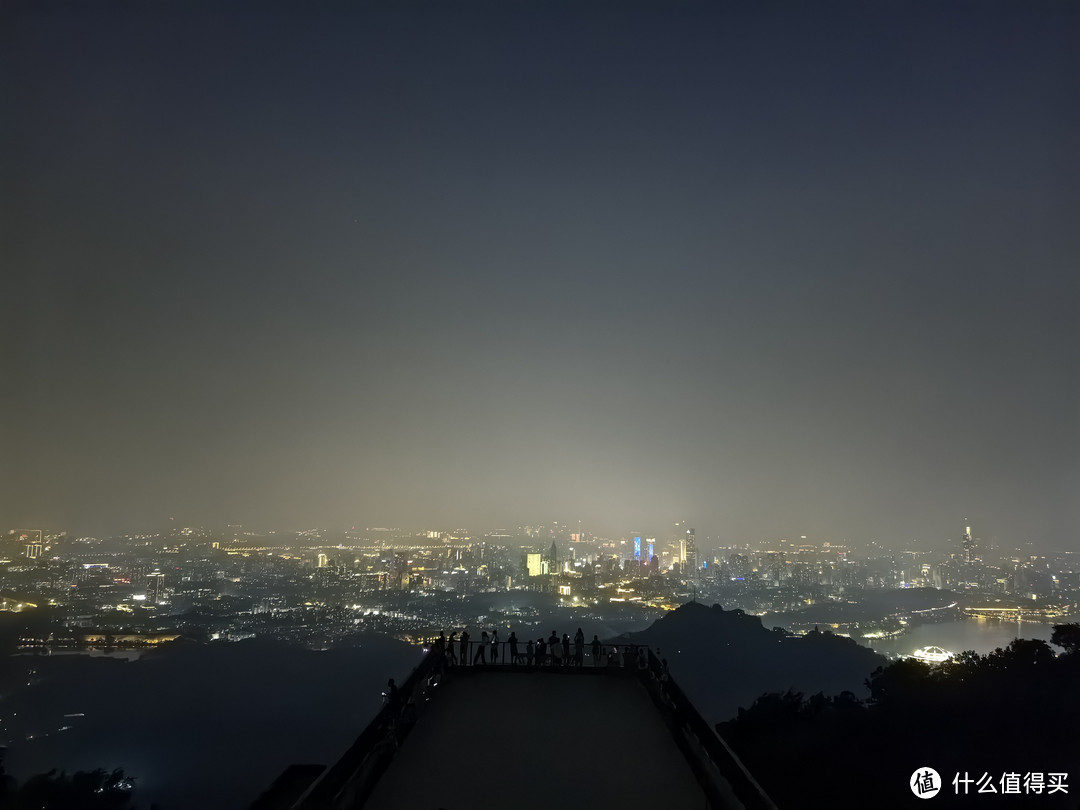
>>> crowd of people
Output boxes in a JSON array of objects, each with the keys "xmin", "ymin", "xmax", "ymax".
[
  {"xmin": 426, "ymin": 627, "xmax": 655, "ymax": 671},
  {"xmin": 382, "ymin": 632, "xmax": 674, "ymax": 722}
]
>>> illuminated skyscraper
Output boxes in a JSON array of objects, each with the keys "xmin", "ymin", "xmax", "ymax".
[
  {"xmin": 684, "ymin": 528, "xmax": 697, "ymax": 576},
  {"xmin": 962, "ymin": 523, "xmax": 976, "ymax": 563},
  {"xmin": 148, "ymin": 571, "xmax": 165, "ymax": 603},
  {"xmin": 526, "ymin": 553, "xmax": 543, "ymax": 577}
]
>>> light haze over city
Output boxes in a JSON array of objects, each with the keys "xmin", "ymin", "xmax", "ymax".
[{"xmin": 4, "ymin": 1, "xmax": 1077, "ymax": 549}]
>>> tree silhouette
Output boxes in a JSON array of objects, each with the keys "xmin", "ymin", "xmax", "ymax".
[
  {"xmin": 1051, "ymin": 622, "xmax": 1080, "ymax": 654},
  {"xmin": 721, "ymin": 640, "xmax": 1079, "ymax": 808},
  {"xmin": 8, "ymin": 768, "xmax": 134, "ymax": 809}
]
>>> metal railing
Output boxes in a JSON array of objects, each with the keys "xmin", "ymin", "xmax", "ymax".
[
  {"xmin": 285, "ymin": 650, "xmax": 442, "ymax": 810},
  {"xmin": 639, "ymin": 648, "xmax": 778, "ymax": 810}
]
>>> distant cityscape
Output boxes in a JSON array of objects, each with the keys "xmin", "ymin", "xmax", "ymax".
[{"xmin": 3, "ymin": 520, "xmax": 1076, "ymax": 653}]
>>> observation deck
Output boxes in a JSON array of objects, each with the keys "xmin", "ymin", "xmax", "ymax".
[{"xmin": 253, "ymin": 642, "xmax": 776, "ymax": 810}]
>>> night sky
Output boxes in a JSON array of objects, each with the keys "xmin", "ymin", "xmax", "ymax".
[{"xmin": 3, "ymin": 1, "xmax": 1078, "ymax": 547}]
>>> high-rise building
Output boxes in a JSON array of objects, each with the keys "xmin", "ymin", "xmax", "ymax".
[
  {"xmin": 684, "ymin": 528, "xmax": 697, "ymax": 576},
  {"xmin": 148, "ymin": 571, "xmax": 165, "ymax": 603},
  {"xmin": 633, "ymin": 534, "xmax": 642, "ymax": 562},
  {"xmin": 526, "ymin": 553, "xmax": 543, "ymax": 577},
  {"xmin": 962, "ymin": 523, "xmax": 976, "ymax": 563}
]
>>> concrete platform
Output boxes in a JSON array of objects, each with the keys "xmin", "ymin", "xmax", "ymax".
[{"xmin": 362, "ymin": 671, "xmax": 707, "ymax": 810}]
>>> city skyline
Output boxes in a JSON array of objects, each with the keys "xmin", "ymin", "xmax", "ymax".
[
  {"xmin": 4, "ymin": 1, "xmax": 1077, "ymax": 547},
  {"xmin": 5, "ymin": 513, "xmax": 1059, "ymax": 558}
]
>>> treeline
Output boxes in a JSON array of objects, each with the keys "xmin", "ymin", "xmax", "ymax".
[
  {"xmin": 0, "ymin": 767, "xmax": 136, "ymax": 809},
  {"xmin": 720, "ymin": 624, "xmax": 1080, "ymax": 809}
]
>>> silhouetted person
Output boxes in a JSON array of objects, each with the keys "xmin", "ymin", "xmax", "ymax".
[
  {"xmin": 562, "ymin": 633, "xmax": 571, "ymax": 667},
  {"xmin": 385, "ymin": 678, "xmax": 401, "ymax": 713},
  {"xmin": 509, "ymin": 632, "xmax": 520, "ymax": 664},
  {"xmin": 659, "ymin": 658, "xmax": 670, "ymax": 684},
  {"xmin": 490, "ymin": 629, "xmax": 499, "ymax": 663},
  {"xmin": 548, "ymin": 631, "xmax": 559, "ymax": 666},
  {"xmin": 525, "ymin": 638, "xmax": 534, "ymax": 667},
  {"xmin": 429, "ymin": 643, "xmax": 446, "ymax": 682},
  {"xmin": 591, "ymin": 635, "xmax": 601, "ymax": 666},
  {"xmin": 536, "ymin": 638, "xmax": 547, "ymax": 668},
  {"xmin": 637, "ymin": 647, "xmax": 648, "ymax": 671},
  {"xmin": 436, "ymin": 632, "xmax": 446, "ymax": 655},
  {"xmin": 460, "ymin": 630, "xmax": 470, "ymax": 666},
  {"xmin": 446, "ymin": 631, "xmax": 458, "ymax": 665},
  {"xmin": 474, "ymin": 630, "xmax": 488, "ymax": 664},
  {"xmin": 574, "ymin": 628, "xmax": 585, "ymax": 667}
]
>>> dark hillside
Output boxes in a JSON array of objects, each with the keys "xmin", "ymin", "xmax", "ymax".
[{"xmin": 617, "ymin": 601, "xmax": 885, "ymax": 722}]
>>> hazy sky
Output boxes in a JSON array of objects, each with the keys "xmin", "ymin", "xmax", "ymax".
[{"xmin": 3, "ymin": 1, "xmax": 1078, "ymax": 547}]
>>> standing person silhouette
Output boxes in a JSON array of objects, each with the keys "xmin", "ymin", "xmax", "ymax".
[
  {"xmin": 489, "ymin": 628, "xmax": 499, "ymax": 664},
  {"xmin": 385, "ymin": 678, "xmax": 401, "ymax": 713},
  {"xmin": 591, "ymin": 635, "xmax": 601, "ymax": 666},
  {"xmin": 525, "ymin": 637, "xmax": 534, "ymax": 667},
  {"xmin": 460, "ymin": 629, "xmax": 470, "ymax": 666},
  {"xmin": 547, "ymin": 631, "xmax": 559, "ymax": 666},
  {"xmin": 509, "ymin": 632, "xmax": 520, "ymax": 665},
  {"xmin": 536, "ymin": 637, "xmax": 547, "ymax": 668},
  {"xmin": 562, "ymin": 633, "xmax": 571, "ymax": 667},
  {"xmin": 573, "ymin": 628, "xmax": 585, "ymax": 667},
  {"xmin": 446, "ymin": 632, "xmax": 458, "ymax": 665},
  {"xmin": 474, "ymin": 630, "xmax": 488, "ymax": 664}
]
